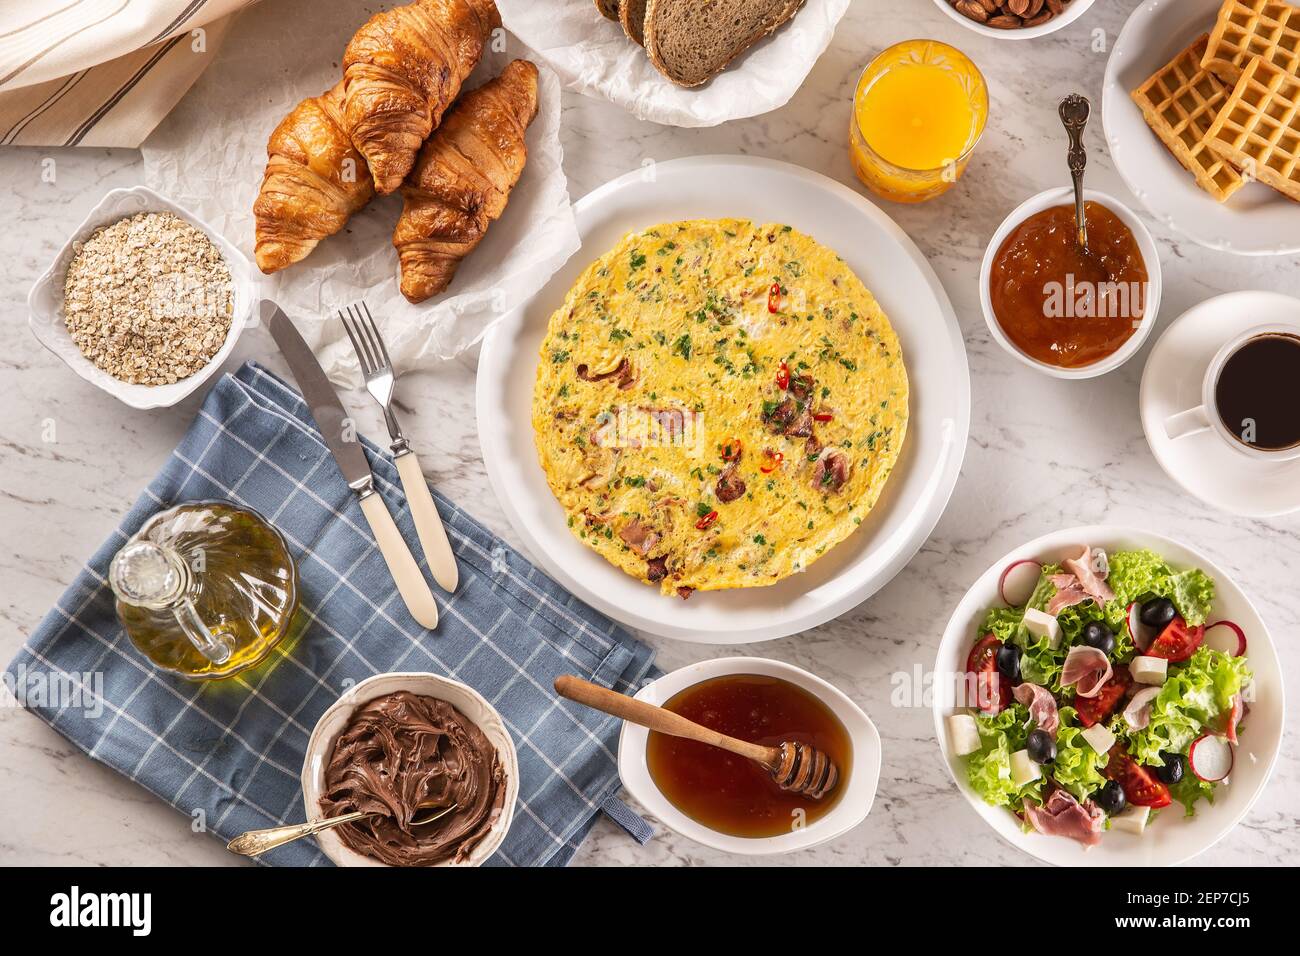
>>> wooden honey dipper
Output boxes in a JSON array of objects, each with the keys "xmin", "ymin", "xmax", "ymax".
[{"xmin": 554, "ymin": 675, "xmax": 840, "ymax": 799}]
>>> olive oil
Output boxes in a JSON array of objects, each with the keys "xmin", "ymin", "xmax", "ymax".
[{"xmin": 108, "ymin": 501, "xmax": 298, "ymax": 680}]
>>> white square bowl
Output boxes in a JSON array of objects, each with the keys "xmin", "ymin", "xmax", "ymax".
[{"xmin": 27, "ymin": 185, "xmax": 264, "ymax": 410}]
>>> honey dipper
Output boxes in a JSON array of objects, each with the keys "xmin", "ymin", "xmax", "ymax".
[{"xmin": 554, "ymin": 675, "xmax": 840, "ymax": 799}]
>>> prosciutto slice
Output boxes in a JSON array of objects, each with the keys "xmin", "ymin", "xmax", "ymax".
[
  {"xmin": 1064, "ymin": 546, "xmax": 1115, "ymax": 605},
  {"xmin": 1047, "ymin": 574, "xmax": 1089, "ymax": 615},
  {"xmin": 1062, "ymin": 645, "xmax": 1113, "ymax": 698},
  {"xmin": 1123, "ymin": 686, "xmax": 1163, "ymax": 730},
  {"xmin": 1046, "ymin": 546, "xmax": 1116, "ymax": 614},
  {"xmin": 1023, "ymin": 788, "xmax": 1105, "ymax": 847},
  {"xmin": 1013, "ymin": 682, "xmax": 1060, "ymax": 736}
]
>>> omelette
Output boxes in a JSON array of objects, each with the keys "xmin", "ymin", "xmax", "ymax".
[{"xmin": 531, "ymin": 219, "xmax": 909, "ymax": 598}]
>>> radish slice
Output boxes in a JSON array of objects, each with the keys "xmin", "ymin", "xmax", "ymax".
[
  {"xmin": 1123, "ymin": 686, "xmax": 1162, "ymax": 730},
  {"xmin": 1127, "ymin": 602, "xmax": 1158, "ymax": 652},
  {"xmin": 1189, "ymin": 733, "xmax": 1234, "ymax": 782},
  {"xmin": 1000, "ymin": 559, "xmax": 1042, "ymax": 607},
  {"xmin": 1205, "ymin": 620, "xmax": 1247, "ymax": 657}
]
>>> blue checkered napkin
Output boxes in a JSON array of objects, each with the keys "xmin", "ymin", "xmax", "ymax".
[{"xmin": 5, "ymin": 361, "xmax": 657, "ymax": 866}]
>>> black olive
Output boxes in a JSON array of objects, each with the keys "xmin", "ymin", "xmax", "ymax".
[
  {"xmin": 1027, "ymin": 728, "xmax": 1056, "ymax": 764},
  {"xmin": 1156, "ymin": 751, "xmax": 1185, "ymax": 785},
  {"xmin": 1095, "ymin": 780, "xmax": 1127, "ymax": 815},
  {"xmin": 1081, "ymin": 621, "xmax": 1116, "ymax": 656},
  {"xmin": 1140, "ymin": 597, "xmax": 1177, "ymax": 629},
  {"xmin": 995, "ymin": 643, "xmax": 1020, "ymax": 683}
]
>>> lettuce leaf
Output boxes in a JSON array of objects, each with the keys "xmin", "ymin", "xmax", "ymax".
[
  {"xmin": 967, "ymin": 704, "xmax": 1042, "ymax": 809},
  {"xmin": 1106, "ymin": 549, "xmax": 1216, "ymax": 627},
  {"xmin": 1169, "ymin": 775, "xmax": 1217, "ymax": 818},
  {"xmin": 1049, "ymin": 706, "xmax": 1110, "ymax": 801},
  {"xmin": 1125, "ymin": 646, "xmax": 1251, "ymax": 766}
]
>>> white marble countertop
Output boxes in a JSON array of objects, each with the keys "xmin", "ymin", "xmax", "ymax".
[{"xmin": 1, "ymin": 0, "xmax": 1296, "ymax": 867}]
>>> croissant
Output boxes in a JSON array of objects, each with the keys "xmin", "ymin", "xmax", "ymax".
[
  {"xmin": 392, "ymin": 59, "xmax": 539, "ymax": 304},
  {"xmin": 342, "ymin": 0, "xmax": 501, "ymax": 195},
  {"xmin": 253, "ymin": 81, "xmax": 375, "ymax": 274}
]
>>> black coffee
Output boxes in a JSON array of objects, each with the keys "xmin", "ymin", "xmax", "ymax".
[{"xmin": 1215, "ymin": 333, "xmax": 1300, "ymax": 451}]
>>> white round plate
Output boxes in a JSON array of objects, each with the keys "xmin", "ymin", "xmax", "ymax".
[
  {"xmin": 1103, "ymin": 0, "xmax": 1300, "ymax": 256},
  {"xmin": 934, "ymin": 526, "xmax": 1284, "ymax": 867},
  {"xmin": 477, "ymin": 155, "xmax": 970, "ymax": 643},
  {"xmin": 1140, "ymin": 290, "xmax": 1300, "ymax": 517},
  {"xmin": 618, "ymin": 657, "xmax": 881, "ymax": 856}
]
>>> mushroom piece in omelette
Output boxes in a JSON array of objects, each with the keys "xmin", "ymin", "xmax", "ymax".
[{"xmin": 532, "ymin": 219, "xmax": 909, "ymax": 598}]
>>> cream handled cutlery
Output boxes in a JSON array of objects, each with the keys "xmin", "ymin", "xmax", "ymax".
[
  {"xmin": 264, "ymin": 301, "xmax": 439, "ymax": 629},
  {"xmin": 339, "ymin": 301, "xmax": 459, "ymax": 593}
]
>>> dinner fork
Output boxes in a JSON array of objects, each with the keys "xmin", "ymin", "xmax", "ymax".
[{"xmin": 339, "ymin": 301, "xmax": 459, "ymax": 593}]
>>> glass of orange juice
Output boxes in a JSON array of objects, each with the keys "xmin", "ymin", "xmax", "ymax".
[{"xmin": 850, "ymin": 39, "xmax": 989, "ymax": 204}]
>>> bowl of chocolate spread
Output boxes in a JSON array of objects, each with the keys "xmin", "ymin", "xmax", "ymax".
[{"xmin": 302, "ymin": 673, "xmax": 519, "ymax": 867}]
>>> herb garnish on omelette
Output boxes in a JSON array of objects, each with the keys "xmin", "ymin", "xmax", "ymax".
[{"xmin": 532, "ymin": 219, "xmax": 909, "ymax": 598}]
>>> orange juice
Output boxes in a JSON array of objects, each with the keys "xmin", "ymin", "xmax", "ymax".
[{"xmin": 850, "ymin": 40, "xmax": 988, "ymax": 204}]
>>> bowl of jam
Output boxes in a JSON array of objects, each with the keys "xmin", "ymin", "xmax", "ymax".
[
  {"xmin": 617, "ymin": 657, "xmax": 881, "ymax": 855},
  {"xmin": 980, "ymin": 188, "xmax": 1162, "ymax": 379}
]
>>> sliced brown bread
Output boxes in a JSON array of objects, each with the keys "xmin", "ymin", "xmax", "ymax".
[
  {"xmin": 595, "ymin": 0, "xmax": 621, "ymax": 22},
  {"xmin": 644, "ymin": 0, "xmax": 806, "ymax": 87},
  {"xmin": 620, "ymin": 0, "xmax": 648, "ymax": 46}
]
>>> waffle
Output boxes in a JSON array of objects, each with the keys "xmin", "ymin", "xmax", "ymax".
[
  {"xmin": 1205, "ymin": 56, "xmax": 1300, "ymax": 201},
  {"xmin": 1203, "ymin": 0, "xmax": 1300, "ymax": 85},
  {"xmin": 1131, "ymin": 34, "xmax": 1247, "ymax": 202}
]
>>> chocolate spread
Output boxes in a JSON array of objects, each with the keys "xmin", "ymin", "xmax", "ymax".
[{"xmin": 320, "ymin": 691, "xmax": 506, "ymax": 866}]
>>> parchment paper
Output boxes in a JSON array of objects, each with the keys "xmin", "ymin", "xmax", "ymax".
[
  {"xmin": 497, "ymin": 0, "xmax": 850, "ymax": 128},
  {"xmin": 142, "ymin": 0, "xmax": 577, "ymax": 384}
]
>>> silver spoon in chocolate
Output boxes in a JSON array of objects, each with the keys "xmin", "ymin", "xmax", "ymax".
[{"xmin": 227, "ymin": 801, "xmax": 457, "ymax": 857}]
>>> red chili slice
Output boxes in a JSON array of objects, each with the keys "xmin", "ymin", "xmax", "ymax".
[
  {"xmin": 767, "ymin": 282, "xmax": 781, "ymax": 314},
  {"xmin": 776, "ymin": 361, "xmax": 791, "ymax": 390},
  {"xmin": 721, "ymin": 438, "xmax": 742, "ymax": 461},
  {"xmin": 813, "ymin": 411, "xmax": 834, "ymax": 422},
  {"xmin": 695, "ymin": 510, "xmax": 719, "ymax": 530},
  {"xmin": 760, "ymin": 451, "xmax": 784, "ymax": 473}
]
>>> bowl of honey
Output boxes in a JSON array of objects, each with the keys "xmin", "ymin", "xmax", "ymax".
[
  {"xmin": 617, "ymin": 657, "xmax": 881, "ymax": 855},
  {"xmin": 980, "ymin": 187, "xmax": 1162, "ymax": 379}
]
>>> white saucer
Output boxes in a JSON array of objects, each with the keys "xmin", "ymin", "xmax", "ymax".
[{"xmin": 1140, "ymin": 290, "xmax": 1300, "ymax": 517}]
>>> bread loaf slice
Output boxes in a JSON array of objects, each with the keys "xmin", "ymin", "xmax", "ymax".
[
  {"xmin": 620, "ymin": 0, "xmax": 648, "ymax": 46},
  {"xmin": 644, "ymin": 0, "xmax": 806, "ymax": 87},
  {"xmin": 595, "ymin": 0, "xmax": 621, "ymax": 21}
]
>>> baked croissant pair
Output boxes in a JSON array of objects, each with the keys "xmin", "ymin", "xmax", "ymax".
[{"xmin": 253, "ymin": 0, "xmax": 539, "ymax": 304}]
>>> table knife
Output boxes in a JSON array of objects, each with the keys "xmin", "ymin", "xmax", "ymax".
[{"xmin": 264, "ymin": 301, "xmax": 438, "ymax": 629}]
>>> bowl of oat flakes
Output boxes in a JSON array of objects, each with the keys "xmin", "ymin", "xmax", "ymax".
[{"xmin": 27, "ymin": 185, "xmax": 261, "ymax": 410}]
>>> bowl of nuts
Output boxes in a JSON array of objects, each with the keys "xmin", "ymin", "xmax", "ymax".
[
  {"xmin": 27, "ymin": 185, "xmax": 264, "ymax": 410},
  {"xmin": 934, "ymin": 0, "xmax": 1095, "ymax": 38}
]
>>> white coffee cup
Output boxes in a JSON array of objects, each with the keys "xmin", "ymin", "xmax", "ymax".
[{"xmin": 1165, "ymin": 324, "xmax": 1300, "ymax": 461}]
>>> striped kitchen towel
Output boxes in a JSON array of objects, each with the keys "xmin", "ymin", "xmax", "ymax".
[
  {"xmin": 0, "ymin": 1, "xmax": 246, "ymax": 147},
  {"xmin": 3, "ymin": 361, "xmax": 658, "ymax": 865}
]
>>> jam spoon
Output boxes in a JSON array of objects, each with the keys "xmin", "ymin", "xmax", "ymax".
[
  {"xmin": 227, "ymin": 801, "xmax": 457, "ymax": 857},
  {"xmin": 555, "ymin": 675, "xmax": 840, "ymax": 799},
  {"xmin": 1059, "ymin": 93, "xmax": 1092, "ymax": 252}
]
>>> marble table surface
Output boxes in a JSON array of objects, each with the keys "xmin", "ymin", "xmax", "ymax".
[{"xmin": 1, "ymin": 0, "xmax": 1296, "ymax": 867}]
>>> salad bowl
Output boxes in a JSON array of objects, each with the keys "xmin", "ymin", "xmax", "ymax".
[{"xmin": 933, "ymin": 526, "xmax": 1283, "ymax": 866}]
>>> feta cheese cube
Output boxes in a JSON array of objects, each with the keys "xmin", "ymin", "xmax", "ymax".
[
  {"xmin": 1023, "ymin": 607, "xmax": 1062, "ymax": 649},
  {"xmin": 1010, "ymin": 749, "xmax": 1041, "ymax": 787},
  {"xmin": 1111, "ymin": 806, "xmax": 1151, "ymax": 834},
  {"xmin": 1081, "ymin": 722, "xmax": 1117, "ymax": 755},
  {"xmin": 947, "ymin": 713, "xmax": 981, "ymax": 757},
  {"xmin": 1131, "ymin": 655, "xmax": 1168, "ymax": 685}
]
